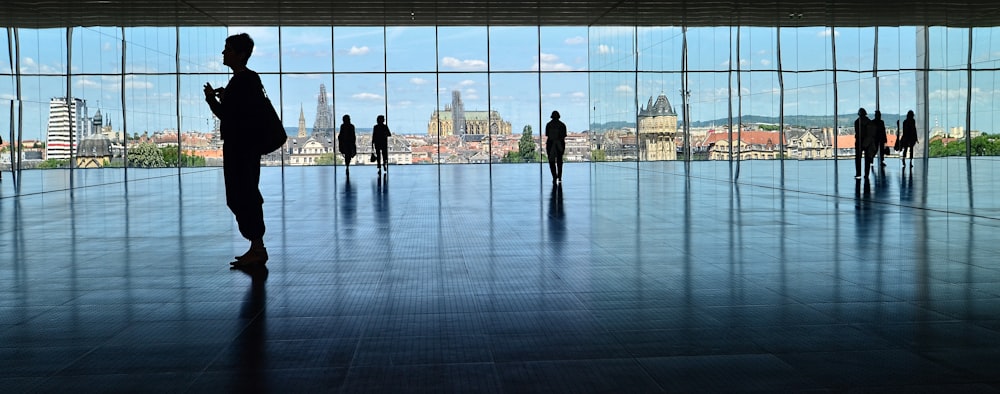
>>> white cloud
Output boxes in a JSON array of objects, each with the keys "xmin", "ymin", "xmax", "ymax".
[
  {"xmin": 565, "ymin": 36, "xmax": 586, "ymax": 45},
  {"xmin": 598, "ymin": 45, "xmax": 614, "ymax": 55},
  {"xmin": 817, "ymin": 28, "xmax": 840, "ymax": 38},
  {"xmin": 535, "ymin": 52, "xmax": 575, "ymax": 71},
  {"xmin": 459, "ymin": 80, "xmax": 476, "ymax": 87},
  {"xmin": 760, "ymin": 59, "xmax": 772, "ymax": 66},
  {"xmin": 548, "ymin": 93, "xmax": 562, "ymax": 98},
  {"xmin": 571, "ymin": 92, "xmax": 586, "ymax": 98},
  {"xmin": 124, "ymin": 80, "xmax": 154, "ymax": 90},
  {"xmin": 352, "ymin": 92, "xmax": 382, "ymax": 101},
  {"xmin": 348, "ymin": 45, "xmax": 370, "ymax": 56},
  {"xmin": 75, "ymin": 78, "xmax": 101, "ymax": 89},
  {"xmin": 615, "ymin": 85, "xmax": 633, "ymax": 93},
  {"xmin": 441, "ymin": 56, "xmax": 487, "ymax": 71},
  {"xmin": 410, "ymin": 77, "xmax": 428, "ymax": 85}
]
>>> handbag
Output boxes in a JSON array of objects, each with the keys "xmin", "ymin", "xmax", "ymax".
[
  {"xmin": 257, "ymin": 87, "xmax": 288, "ymax": 155},
  {"xmin": 369, "ymin": 153, "xmax": 377, "ymax": 163}
]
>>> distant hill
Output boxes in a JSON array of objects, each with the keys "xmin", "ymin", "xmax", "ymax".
[
  {"xmin": 690, "ymin": 113, "xmax": 903, "ymax": 129},
  {"xmin": 283, "ymin": 127, "xmax": 373, "ymax": 136},
  {"xmin": 591, "ymin": 113, "xmax": 903, "ymax": 132}
]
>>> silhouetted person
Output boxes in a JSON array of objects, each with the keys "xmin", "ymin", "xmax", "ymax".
[
  {"xmin": 372, "ymin": 115, "xmax": 391, "ymax": 175},
  {"xmin": 545, "ymin": 110, "xmax": 567, "ymax": 183},
  {"xmin": 338, "ymin": 114, "xmax": 356, "ymax": 175},
  {"xmin": 872, "ymin": 110, "xmax": 888, "ymax": 168},
  {"xmin": 204, "ymin": 33, "xmax": 268, "ymax": 267},
  {"xmin": 900, "ymin": 110, "xmax": 918, "ymax": 168},
  {"xmin": 854, "ymin": 108, "xmax": 871, "ymax": 179}
]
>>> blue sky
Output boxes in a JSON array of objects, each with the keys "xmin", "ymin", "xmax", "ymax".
[{"xmin": 3, "ymin": 25, "xmax": 1000, "ymax": 143}]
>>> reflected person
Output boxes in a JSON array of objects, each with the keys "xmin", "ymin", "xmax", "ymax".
[
  {"xmin": 373, "ymin": 115, "xmax": 391, "ymax": 175},
  {"xmin": 338, "ymin": 114, "xmax": 357, "ymax": 175},
  {"xmin": 545, "ymin": 110, "xmax": 567, "ymax": 183},
  {"xmin": 204, "ymin": 33, "xmax": 269, "ymax": 267}
]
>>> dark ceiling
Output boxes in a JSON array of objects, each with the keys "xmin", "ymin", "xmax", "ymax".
[{"xmin": 2, "ymin": 0, "xmax": 1000, "ymax": 29}]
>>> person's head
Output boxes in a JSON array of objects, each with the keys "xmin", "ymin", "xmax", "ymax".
[
  {"xmin": 343, "ymin": 114, "xmax": 351, "ymax": 123},
  {"xmin": 377, "ymin": 115, "xmax": 385, "ymax": 124},
  {"xmin": 907, "ymin": 110, "xmax": 914, "ymax": 119},
  {"xmin": 223, "ymin": 33, "xmax": 254, "ymax": 68},
  {"xmin": 551, "ymin": 111, "xmax": 560, "ymax": 119},
  {"xmin": 858, "ymin": 107, "xmax": 867, "ymax": 117},
  {"xmin": 874, "ymin": 110, "xmax": 881, "ymax": 120}
]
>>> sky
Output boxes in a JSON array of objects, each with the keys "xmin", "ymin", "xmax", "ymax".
[{"xmin": 3, "ymin": 25, "xmax": 1000, "ymax": 143}]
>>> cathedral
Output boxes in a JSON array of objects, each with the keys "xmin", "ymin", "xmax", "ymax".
[
  {"xmin": 638, "ymin": 94, "xmax": 679, "ymax": 161},
  {"xmin": 312, "ymin": 84, "xmax": 335, "ymax": 139},
  {"xmin": 427, "ymin": 91, "xmax": 511, "ymax": 136}
]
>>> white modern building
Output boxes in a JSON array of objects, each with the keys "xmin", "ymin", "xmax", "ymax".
[{"xmin": 44, "ymin": 97, "xmax": 88, "ymax": 160}]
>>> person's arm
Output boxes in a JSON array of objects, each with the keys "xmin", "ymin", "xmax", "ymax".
[{"xmin": 204, "ymin": 83, "xmax": 223, "ymax": 118}]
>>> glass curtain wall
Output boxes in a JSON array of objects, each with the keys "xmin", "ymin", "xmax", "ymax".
[{"xmin": 4, "ymin": 20, "xmax": 1000, "ymax": 217}]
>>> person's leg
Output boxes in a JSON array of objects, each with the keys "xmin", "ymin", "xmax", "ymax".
[
  {"xmin": 855, "ymin": 144, "xmax": 862, "ymax": 178},
  {"xmin": 555, "ymin": 147, "xmax": 564, "ymax": 181},
  {"xmin": 379, "ymin": 147, "xmax": 388, "ymax": 171},
  {"xmin": 547, "ymin": 154, "xmax": 557, "ymax": 182},
  {"xmin": 228, "ymin": 156, "xmax": 267, "ymax": 265},
  {"xmin": 863, "ymin": 148, "xmax": 874, "ymax": 178}
]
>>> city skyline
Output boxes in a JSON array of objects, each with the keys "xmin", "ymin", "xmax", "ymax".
[{"xmin": 3, "ymin": 25, "xmax": 999, "ymax": 146}]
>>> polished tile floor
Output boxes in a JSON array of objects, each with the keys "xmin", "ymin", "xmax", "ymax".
[{"xmin": 2, "ymin": 160, "xmax": 1000, "ymax": 393}]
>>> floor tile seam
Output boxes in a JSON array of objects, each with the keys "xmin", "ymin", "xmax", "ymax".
[{"xmin": 910, "ymin": 351, "xmax": 1000, "ymax": 382}]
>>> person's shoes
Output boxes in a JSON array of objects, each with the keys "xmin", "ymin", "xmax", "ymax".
[{"xmin": 232, "ymin": 248, "xmax": 267, "ymax": 267}]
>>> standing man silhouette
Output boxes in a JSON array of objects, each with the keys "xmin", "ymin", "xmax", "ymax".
[
  {"xmin": 545, "ymin": 111, "xmax": 567, "ymax": 183},
  {"xmin": 204, "ymin": 33, "xmax": 269, "ymax": 267},
  {"xmin": 853, "ymin": 108, "xmax": 871, "ymax": 180}
]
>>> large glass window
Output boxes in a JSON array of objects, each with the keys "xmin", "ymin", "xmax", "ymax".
[{"xmin": 1, "ymin": 20, "xmax": 999, "ymax": 210}]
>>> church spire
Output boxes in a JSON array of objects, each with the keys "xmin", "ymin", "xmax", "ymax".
[{"xmin": 298, "ymin": 104, "xmax": 307, "ymax": 138}]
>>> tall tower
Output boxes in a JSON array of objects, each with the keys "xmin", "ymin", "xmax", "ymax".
[
  {"xmin": 452, "ymin": 90, "xmax": 466, "ymax": 136},
  {"xmin": 313, "ymin": 84, "xmax": 334, "ymax": 138},
  {"xmin": 297, "ymin": 104, "xmax": 307, "ymax": 138},
  {"xmin": 91, "ymin": 108, "xmax": 103, "ymax": 137},
  {"xmin": 638, "ymin": 94, "xmax": 679, "ymax": 161},
  {"xmin": 45, "ymin": 97, "xmax": 87, "ymax": 160}
]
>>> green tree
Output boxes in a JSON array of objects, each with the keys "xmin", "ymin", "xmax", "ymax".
[
  {"xmin": 591, "ymin": 149, "xmax": 607, "ymax": 162},
  {"xmin": 128, "ymin": 142, "xmax": 167, "ymax": 168},
  {"xmin": 160, "ymin": 146, "xmax": 206, "ymax": 167},
  {"xmin": 38, "ymin": 158, "xmax": 69, "ymax": 169},
  {"xmin": 315, "ymin": 153, "xmax": 342, "ymax": 165},
  {"xmin": 519, "ymin": 125, "xmax": 538, "ymax": 162},
  {"xmin": 970, "ymin": 133, "xmax": 1000, "ymax": 156},
  {"xmin": 501, "ymin": 151, "xmax": 523, "ymax": 163},
  {"xmin": 928, "ymin": 138, "xmax": 966, "ymax": 157}
]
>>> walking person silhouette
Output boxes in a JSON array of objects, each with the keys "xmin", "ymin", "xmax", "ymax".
[{"xmin": 339, "ymin": 114, "xmax": 357, "ymax": 176}]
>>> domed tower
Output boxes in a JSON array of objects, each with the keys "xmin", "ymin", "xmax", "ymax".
[{"xmin": 638, "ymin": 94, "xmax": 679, "ymax": 161}]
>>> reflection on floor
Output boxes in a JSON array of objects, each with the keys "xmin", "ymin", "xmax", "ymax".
[{"xmin": 1, "ymin": 161, "xmax": 999, "ymax": 392}]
